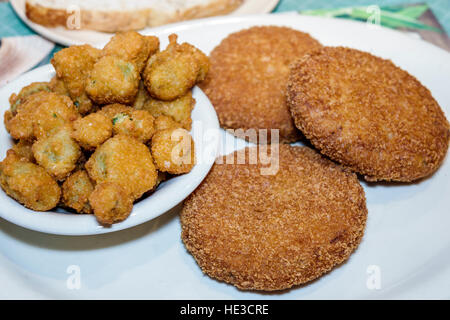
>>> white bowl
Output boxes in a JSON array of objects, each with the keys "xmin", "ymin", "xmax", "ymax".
[{"xmin": 0, "ymin": 64, "xmax": 220, "ymax": 235}]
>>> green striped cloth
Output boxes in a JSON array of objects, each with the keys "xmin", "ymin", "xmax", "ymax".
[{"xmin": 276, "ymin": 0, "xmax": 450, "ymax": 34}]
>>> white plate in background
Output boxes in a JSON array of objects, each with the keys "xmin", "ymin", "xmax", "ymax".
[
  {"xmin": 10, "ymin": 0, "xmax": 281, "ymax": 46},
  {"xmin": 1, "ymin": 14, "xmax": 450, "ymax": 298}
]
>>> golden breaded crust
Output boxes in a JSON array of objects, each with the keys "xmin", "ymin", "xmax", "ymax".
[
  {"xmin": 62, "ymin": 170, "xmax": 94, "ymax": 214},
  {"xmin": 140, "ymin": 91, "xmax": 194, "ymax": 130},
  {"xmin": 0, "ymin": 150, "xmax": 60, "ymax": 211},
  {"xmin": 200, "ymin": 26, "xmax": 322, "ymax": 143},
  {"xmin": 8, "ymin": 81, "xmax": 51, "ymax": 114},
  {"xmin": 11, "ymin": 140, "xmax": 35, "ymax": 163},
  {"xmin": 49, "ymin": 76, "xmax": 70, "ymax": 97},
  {"xmin": 32, "ymin": 127, "xmax": 82, "ymax": 181},
  {"xmin": 51, "ymin": 45, "xmax": 100, "ymax": 114},
  {"xmin": 143, "ymin": 34, "xmax": 209, "ymax": 101},
  {"xmin": 181, "ymin": 145, "xmax": 367, "ymax": 291},
  {"xmin": 5, "ymin": 91, "xmax": 80, "ymax": 141},
  {"xmin": 96, "ymin": 104, "xmax": 156, "ymax": 142},
  {"xmin": 72, "ymin": 113, "xmax": 113, "ymax": 150},
  {"xmin": 287, "ymin": 47, "xmax": 450, "ymax": 182},
  {"xmin": 97, "ymin": 104, "xmax": 131, "ymax": 120},
  {"xmin": 154, "ymin": 115, "xmax": 182, "ymax": 132},
  {"xmin": 85, "ymin": 134, "xmax": 157, "ymax": 200},
  {"xmin": 86, "ymin": 56, "xmax": 140, "ymax": 105},
  {"xmin": 102, "ymin": 31, "xmax": 160, "ymax": 72},
  {"xmin": 111, "ymin": 109, "xmax": 155, "ymax": 143},
  {"xmin": 89, "ymin": 182, "xmax": 133, "ymax": 225},
  {"xmin": 151, "ymin": 128, "xmax": 195, "ymax": 174}
]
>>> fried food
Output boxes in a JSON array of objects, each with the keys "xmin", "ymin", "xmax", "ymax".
[
  {"xmin": 72, "ymin": 113, "xmax": 113, "ymax": 150},
  {"xmin": 9, "ymin": 81, "xmax": 51, "ymax": 114},
  {"xmin": 140, "ymin": 91, "xmax": 194, "ymax": 130},
  {"xmin": 62, "ymin": 170, "xmax": 94, "ymax": 214},
  {"xmin": 287, "ymin": 47, "xmax": 450, "ymax": 182},
  {"xmin": 154, "ymin": 115, "xmax": 182, "ymax": 132},
  {"xmin": 51, "ymin": 44, "xmax": 100, "ymax": 114},
  {"xmin": 86, "ymin": 134, "xmax": 158, "ymax": 200},
  {"xmin": 49, "ymin": 76, "xmax": 70, "ymax": 97},
  {"xmin": 151, "ymin": 128, "xmax": 195, "ymax": 174},
  {"xmin": 89, "ymin": 182, "xmax": 133, "ymax": 225},
  {"xmin": 4, "ymin": 82, "xmax": 52, "ymax": 135},
  {"xmin": 132, "ymin": 80, "xmax": 194, "ymax": 130},
  {"xmin": 32, "ymin": 126, "xmax": 82, "ymax": 181},
  {"xmin": 200, "ymin": 26, "xmax": 322, "ymax": 143},
  {"xmin": 111, "ymin": 109, "xmax": 155, "ymax": 143},
  {"xmin": 102, "ymin": 31, "xmax": 160, "ymax": 72},
  {"xmin": 181, "ymin": 145, "xmax": 367, "ymax": 291},
  {"xmin": 97, "ymin": 103, "xmax": 131, "ymax": 119},
  {"xmin": 11, "ymin": 140, "xmax": 35, "ymax": 163},
  {"xmin": 86, "ymin": 56, "xmax": 140, "ymax": 105},
  {"xmin": 5, "ymin": 91, "xmax": 80, "ymax": 141},
  {"xmin": 1, "ymin": 31, "xmax": 198, "ymax": 225},
  {"xmin": 97, "ymin": 104, "xmax": 155, "ymax": 142},
  {"xmin": 0, "ymin": 150, "xmax": 60, "ymax": 211},
  {"xmin": 143, "ymin": 34, "xmax": 209, "ymax": 101},
  {"xmin": 32, "ymin": 96, "xmax": 80, "ymax": 140}
]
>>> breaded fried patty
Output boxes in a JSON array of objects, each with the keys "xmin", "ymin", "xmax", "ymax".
[
  {"xmin": 181, "ymin": 145, "xmax": 367, "ymax": 291},
  {"xmin": 200, "ymin": 26, "xmax": 322, "ymax": 143},
  {"xmin": 287, "ymin": 47, "xmax": 450, "ymax": 182}
]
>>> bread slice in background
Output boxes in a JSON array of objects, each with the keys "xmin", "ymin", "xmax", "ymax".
[{"xmin": 25, "ymin": 0, "xmax": 244, "ymax": 32}]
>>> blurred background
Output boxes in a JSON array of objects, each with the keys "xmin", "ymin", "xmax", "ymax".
[{"xmin": 1, "ymin": 0, "xmax": 449, "ymax": 86}]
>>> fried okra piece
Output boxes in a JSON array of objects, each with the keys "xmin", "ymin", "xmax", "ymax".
[
  {"xmin": 4, "ymin": 82, "xmax": 52, "ymax": 129},
  {"xmin": 32, "ymin": 127, "xmax": 81, "ymax": 181},
  {"xmin": 97, "ymin": 104, "xmax": 155, "ymax": 142},
  {"xmin": 86, "ymin": 56, "xmax": 140, "ymax": 105},
  {"xmin": 151, "ymin": 128, "xmax": 195, "ymax": 174},
  {"xmin": 5, "ymin": 91, "xmax": 80, "ymax": 141},
  {"xmin": 86, "ymin": 135, "xmax": 157, "ymax": 200},
  {"xmin": 33, "ymin": 96, "xmax": 80, "ymax": 140},
  {"xmin": 0, "ymin": 150, "xmax": 60, "ymax": 211},
  {"xmin": 143, "ymin": 34, "xmax": 210, "ymax": 101},
  {"xmin": 72, "ymin": 92, "xmax": 94, "ymax": 114},
  {"xmin": 51, "ymin": 45, "xmax": 100, "ymax": 114},
  {"xmin": 102, "ymin": 31, "xmax": 160, "ymax": 72},
  {"xmin": 49, "ymin": 76, "xmax": 70, "ymax": 97},
  {"xmin": 97, "ymin": 103, "xmax": 131, "ymax": 119},
  {"xmin": 62, "ymin": 170, "xmax": 94, "ymax": 214},
  {"xmin": 89, "ymin": 182, "xmax": 133, "ymax": 225},
  {"xmin": 111, "ymin": 109, "xmax": 155, "ymax": 143},
  {"xmin": 11, "ymin": 140, "xmax": 35, "ymax": 163},
  {"xmin": 9, "ymin": 82, "xmax": 51, "ymax": 115},
  {"xmin": 154, "ymin": 115, "xmax": 182, "ymax": 132},
  {"xmin": 141, "ymin": 91, "xmax": 194, "ymax": 130},
  {"xmin": 72, "ymin": 113, "xmax": 113, "ymax": 150},
  {"xmin": 132, "ymin": 80, "xmax": 194, "ymax": 130}
]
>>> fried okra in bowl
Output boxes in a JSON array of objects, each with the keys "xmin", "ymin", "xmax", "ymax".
[{"xmin": 0, "ymin": 32, "xmax": 219, "ymax": 235}]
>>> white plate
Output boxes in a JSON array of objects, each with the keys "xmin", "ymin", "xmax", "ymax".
[
  {"xmin": 0, "ymin": 64, "xmax": 220, "ymax": 236},
  {"xmin": 10, "ymin": 0, "xmax": 280, "ymax": 46},
  {"xmin": 1, "ymin": 13, "xmax": 450, "ymax": 299}
]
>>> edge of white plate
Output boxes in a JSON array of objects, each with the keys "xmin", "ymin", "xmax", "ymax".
[{"xmin": 10, "ymin": 0, "xmax": 281, "ymax": 47}]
